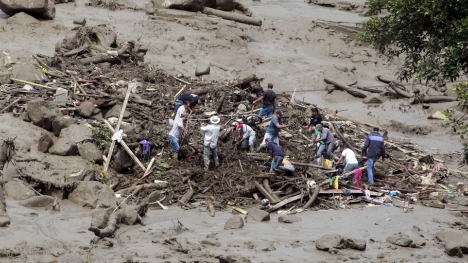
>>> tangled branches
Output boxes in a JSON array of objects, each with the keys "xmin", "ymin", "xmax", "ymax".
[{"xmin": 0, "ymin": 137, "xmax": 16, "ymax": 168}]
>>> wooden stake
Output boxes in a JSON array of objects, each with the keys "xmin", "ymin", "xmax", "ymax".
[
  {"xmin": 0, "ymin": 97, "xmax": 22, "ymax": 113},
  {"xmin": 11, "ymin": 78, "xmax": 56, "ymax": 91},
  {"xmin": 103, "ymin": 85, "xmax": 133, "ymax": 172}
]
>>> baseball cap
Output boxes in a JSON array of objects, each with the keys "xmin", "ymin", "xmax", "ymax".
[{"xmin": 276, "ymin": 110, "xmax": 283, "ymax": 115}]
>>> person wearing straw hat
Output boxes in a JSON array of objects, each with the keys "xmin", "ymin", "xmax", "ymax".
[{"xmin": 200, "ymin": 115, "xmax": 221, "ymax": 170}]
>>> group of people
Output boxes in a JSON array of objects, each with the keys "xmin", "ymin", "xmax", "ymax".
[{"xmin": 168, "ymin": 83, "xmax": 386, "ymax": 184}]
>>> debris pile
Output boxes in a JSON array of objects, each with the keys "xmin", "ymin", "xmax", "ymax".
[{"xmin": 0, "ymin": 25, "xmax": 467, "ymax": 251}]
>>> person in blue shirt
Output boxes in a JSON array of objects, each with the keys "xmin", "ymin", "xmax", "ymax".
[
  {"xmin": 362, "ymin": 127, "xmax": 386, "ymax": 185},
  {"xmin": 265, "ymin": 138, "xmax": 285, "ymax": 173},
  {"xmin": 258, "ymin": 110, "xmax": 289, "ymax": 150}
]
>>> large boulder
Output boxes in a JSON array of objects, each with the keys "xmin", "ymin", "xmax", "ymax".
[
  {"xmin": 111, "ymin": 150, "xmax": 133, "ymax": 172},
  {"xmin": 0, "ymin": 0, "xmax": 48, "ymax": 16},
  {"xmin": 52, "ymin": 116, "xmax": 77, "ymax": 137},
  {"xmin": 436, "ymin": 230, "xmax": 468, "ymax": 257},
  {"xmin": 224, "ymin": 215, "xmax": 244, "ymax": 230},
  {"xmin": 386, "ymin": 233, "xmax": 413, "ymax": 247},
  {"xmin": 78, "ymin": 101, "xmax": 96, "ymax": 117},
  {"xmin": 195, "ymin": 61, "xmax": 210, "ymax": 77},
  {"xmin": 77, "ymin": 142, "xmax": 103, "ymax": 163},
  {"xmin": 26, "ymin": 100, "xmax": 62, "ymax": 131},
  {"xmin": 68, "ymin": 181, "xmax": 117, "ymax": 209},
  {"xmin": 278, "ymin": 214, "xmax": 301, "ymax": 223},
  {"xmin": 49, "ymin": 124, "xmax": 92, "ymax": 156},
  {"xmin": 104, "ymin": 104, "xmax": 132, "ymax": 119},
  {"xmin": 316, "ymin": 234, "xmax": 344, "ymax": 251},
  {"xmin": 245, "ymin": 208, "xmax": 270, "ymax": 223},
  {"xmin": 48, "ymin": 137, "xmax": 77, "ymax": 156},
  {"xmin": 4, "ymin": 179, "xmax": 37, "ymax": 200}
]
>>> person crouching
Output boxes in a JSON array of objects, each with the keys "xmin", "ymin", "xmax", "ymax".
[{"xmin": 265, "ymin": 137, "xmax": 285, "ymax": 174}]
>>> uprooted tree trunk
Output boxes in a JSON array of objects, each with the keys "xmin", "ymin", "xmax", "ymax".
[{"xmin": 201, "ymin": 7, "xmax": 262, "ymax": 26}]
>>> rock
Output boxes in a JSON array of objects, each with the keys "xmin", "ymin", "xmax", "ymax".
[
  {"xmin": 4, "ymin": 179, "xmax": 36, "ymax": 200},
  {"xmin": 218, "ymin": 255, "xmax": 252, "ymax": 263},
  {"xmin": 49, "ymin": 137, "xmax": 78, "ymax": 156},
  {"xmin": 224, "ymin": 215, "xmax": 244, "ymax": 230},
  {"xmin": 456, "ymin": 197, "xmax": 468, "ymax": 206},
  {"xmin": 333, "ymin": 64, "xmax": 348, "ymax": 72},
  {"xmin": 428, "ymin": 110, "xmax": 446, "ymax": 120},
  {"xmin": 11, "ymin": 62, "xmax": 45, "ymax": 83},
  {"xmin": 343, "ymin": 237, "xmax": 366, "ymax": 251},
  {"xmin": 245, "ymin": 208, "xmax": 270, "ymax": 223},
  {"xmin": 68, "ymin": 181, "xmax": 117, "ymax": 209},
  {"xmin": 278, "ymin": 214, "xmax": 302, "ymax": 223},
  {"xmin": 237, "ymin": 103, "xmax": 247, "ymax": 113},
  {"xmin": 19, "ymin": 195, "xmax": 55, "ymax": 207},
  {"xmin": 363, "ymin": 94, "xmax": 384, "ymax": 104},
  {"xmin": 195, "ymin": 61, "xmax": 210, "ymax": 76},
  {"xmin": 316, "ymin": 234, "xmax": 344, "ymax": 251},
  {"xmin": 376, "ymin": 252, "xmax": 385, "ymax": 259},
  {"xmin": 0, "ymin": 248, "xmax": 20, "ymax": 257},
  {"xmin": 254, "ymin": 241, "xmax": 276, "ymax": 252},
  {"xmin": 111, "ymin": 150, "xmax": 133, "ymax": 172},
  {"xmin": 177, "ymin": 36, "xmax": 185, "ymax": 41},
  {"xmin": 0, "ymin": 0, "xmax": 48, "ymax": 16},
  {"xmin": 60, "ymin": 124, "xmax": 93, "ymax": 143},
  {"xmin": 39, "ymin": 0, "xmax": 55, "ymax": 19},
  {"xmin": 78, "ymin": 142, "xmax": 103, "ymax": 163},
  {"xmin": 20, "ymin": 112, "xmax": 30, "ymax": 122},
  {"xmin": 78, "ymin": 101, "xmax": 95, "ymax": 117},
  {"xmin": 145, "ymin": 0, "xmax": 155, "ymax": 14},
  {"xmin": 120, "ymin": 204, "xmax": 143, "ymax": 225},
  {"xmin": 200, "ymin": 239, "xmax": 221, "ymax": 247},
  {"xmin": 104, "ymin": 104, "xmax": 131, "ymax": 119},
  {"xmin": 91, "ymin": 208, "xmax": 113, "ymax": 229},
  {"xmin": 38, "ymin": 132, "xmax": 54, "ymax": 153},
  {"xmin": 27, "ymin": 100, "xmax": 62, "ymax": 131},
  {"xmin": 0, "ymin": 71, "xmax": 11, "ymax": 84},
  {"xmin": 386, "ymin": 233, "xmax": 413, "ymax": 247},
  {"xmin": 52, "ymin": 116, "xmax": 77, "ymax": 136},
  {"xmin": 73, "ymin": 17, "xmax": 86, "ymax": 26},
  {"xmin": 436, "ymin": 230, "xmax": 468, "ymax": 256}
]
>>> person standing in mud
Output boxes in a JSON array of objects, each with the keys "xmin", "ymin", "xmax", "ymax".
[
  {"xmin": 259, "ymin": 110, "xmax": 289, "ymax": 150},
  {"xmin": 253, "ymin": 83, "xmax": 277, "ymax": 118},
  {"xmin": 200, "ymin": 116, "xmax": 221, "ymax": 170},
  {"xmin": 172, "ymin": 93, "xmax": 205, "ymax": 119},
  {"xmin": 234, "ymin": 122, "xmax": 256, "ymax": 153},
  {"xmin": 315, "ymin": 124, "xmax": 338, "ymax": 161},
  {"xmin": 265, "ymin": 138, "xmax": 285, "ymax": 174},
  {"xmin": 168, "ymin": 112, "xmax": 188, "ymax": 159},
  {"xmin": 362, "ymin": 127, "xmax": 386, "ymax": 185}
]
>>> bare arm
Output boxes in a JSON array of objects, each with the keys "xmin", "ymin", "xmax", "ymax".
[{"xmin": 253, "ymin": 95, "xmax": 264, "ymax": 105}]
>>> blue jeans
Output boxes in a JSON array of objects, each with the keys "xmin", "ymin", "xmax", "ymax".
[
  {"xmin": 270, "ymin": 156, "xmax": 284, "ymax": 172},
  {"xmin": 259, "ymin": 106, "xmax": 274, "ymax": 118},
  {"xmin": 316, "ymin": 140, "xmax": 338, "ymax": 160},
  {"xmin": 317, "ymin": 144, "xmax": 326, "ymax": 158},
  {"xmin": 173, "ymin": 99, "xmax": 183, "ymax": 114},
  {"xmin": 168, "ymin": 135, "xmax": 180, "ymax": 153},
  {"xmin": 241, "ymin": 134, "xmax": 256, "ymax": 149},
  {"xmin": 367, "ymin": 158, "xmax": 375, "ymax": 184},
  {"xmin": 203, "ymin": 146, "xmax": 218, "ymax": 160}
]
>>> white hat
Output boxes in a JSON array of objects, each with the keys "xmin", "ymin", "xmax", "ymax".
[{"xmin": 210, "ymin": 116, "xmax": 220, "ymax": 124}]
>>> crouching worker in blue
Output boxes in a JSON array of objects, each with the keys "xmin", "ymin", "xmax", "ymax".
[
  {"xmin": 168, "ymin": 112, "xmax": 188, "ymax": 159},
  {"xmin": 265, "ymin": 138, "xmax": 285, "ymax": 174},
  {"xmin": 200, "ymin": 116, "xmax": 221, "ymax": 170}
]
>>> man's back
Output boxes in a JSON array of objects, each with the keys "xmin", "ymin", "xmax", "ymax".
[{"xmin": 262, "ymin": 90, "xmax": 276, "ymax": 107}]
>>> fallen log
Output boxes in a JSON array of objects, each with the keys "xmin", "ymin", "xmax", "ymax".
[
  {"xmin": 179, "ymin": 188, "xmax": 194, "ymax": 205},
  {"xmin": 190, "ymin": 74, "xmax": 257, "ymax": 95},
  {"xmin": 253, "ymin": 181, "xmax": 278, "ymax": 204},
  {"xmin": 201, "ymin": 7, "xmax": 262, "ymax": 27},
  {"xmin": 410, "ymin": 96, "xmax": 457, "ymax": 104},
  {"xmin": 0, "ymin": 97, "xmax": 22, "ymax": 113},
  {"xmin": 389, "ymin": 82, "xmax": 412, "ymax": 98},
  {"xmin": 63, "ymin": 44, "xmax": 91, "ymax": 57},
  {"xmin": 376, "ymin": 75, "xmax": 396, "ymax": 84},
  {"xmin": 324, "ymin": 78, "xmax": 367, "ymax": 98},
  {"xmin": 80, "ymin": 54, "xmax": 119, "ymax": 65},
  {"xmin": 267, "ymin": 193, "xmax": 304, "ymax": 212},
  {"xmin": 356, "ymin": 85, "xmax": 384, "ymax": 93},
  {"xmin": 331, "ymin": 122, "xmax": 359, "ymax": 155},
  {"xmin": 263, "ymin": 179, "xmax": 281, "ymax": 203},
  {"xmin": 115, "ymin": 182, "xmax": 168, "ymax": 194},
  {"xmin": 302, "ymin": 185, "xmax": 320, "ymax": 209}
]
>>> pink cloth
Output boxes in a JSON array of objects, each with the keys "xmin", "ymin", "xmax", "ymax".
[{"xmin": 354, "ymin": 168, "xmax": 362, "ymax": 190}]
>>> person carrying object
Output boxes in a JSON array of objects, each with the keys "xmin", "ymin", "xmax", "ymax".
[
  {"xmin": 315, "ymin": 124, "xmax": 338, "ymax": 161},
  {"xmin": 233, "ymin": 122, "xmax": 256, "ymax": 153},
  {"xmin": 168, "ymin": 112, "xmax": 189, "ymax": 159},
  {"xmin": 258, "ymin": 110, "xmax": 289, "ymax": 151},
  {"xmin": 200, "ymin": 116, "xmax": 221, "ymax": 170},
  {"xmin": 336, "ymin": 145, "xmax": 359, "ymax": 179},
  {"xmin": 266, "ymin": 138, "xmax": 285, "ymax": 174},
  {"xmin": 361, "ymin": 127, "xmax": 386, "ymax": 185},
  {"xmin": 172, "ymin": 93, "xmax": 205, "ymax": 118},
  {"xmin": 253, "ymin": 83, "xmax": 277, "ymax": 118}
]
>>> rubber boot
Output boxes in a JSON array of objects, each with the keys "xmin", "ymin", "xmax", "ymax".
[
  {"xmin": 214, "ymin": 159, "xmax": 219, "ymax": 167},
  {"xmin": 172, "ymin": 152, "xmax": 178, "ymax": 159},
  {"xmin": 204, "ymin": 157, "xmax": 210, "ymax": 171},
  {"xmin": 249, "ymin": 145, "xmax": 255, "ymax": 153}
]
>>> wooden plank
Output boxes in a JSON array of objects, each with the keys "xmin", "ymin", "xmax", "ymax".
[{"xmin": 267, "ymin": 194, "xmax": 304, "ymax": 212}]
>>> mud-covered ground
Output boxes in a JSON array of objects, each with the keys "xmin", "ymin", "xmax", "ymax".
[{"xmin": 0, "ymin": 0, "xmax": 467, "ymax": 262}]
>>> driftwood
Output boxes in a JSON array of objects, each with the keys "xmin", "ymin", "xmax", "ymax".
[
  {"xmin": 191, "ymin": 74, "xmax": 258, "ymax": 95},
  {"xmin": 263, "ymin": 179, "xmax": 281, "ymax": 203},
  {"xmin": 179, "ymin": 188, "xmax": 194, "ymax": 205},
  {"xmin": 0, "ymin": 97, "xmax": 22, "ymax": 113},
  {"xmin": 80, "ymin": 54, "xmax": 119, "ymax": 65},
  {"xmin": 208, "ymin": 202, "xmax": 215, "ymax": 217},
  {"xmin": 324, "ymin": 78, "xmax": 367, "ymax": 98},
  {"xmin": 410, "ymin": 96, "xmax": 457, "ymax": 104},
  {"xmin": 267, "ymin": 193, "xmax": 304, "ymax": 212},
  {"xmin": 201, "ymin": 7, "xmax": 262, "ymax": 27},
  {"xmin": 356, "ymin": 85, "xmax": 384, "ymax": 93},
  {"xmin": 63, "ymin": 44, "xmax": 91, "ymax": 57},
  {"xmin": 376, "ymin": 75, "xmax": 396, "ymax": 84},
  {"xmin": 302, "ymin": 185, "xmax": 320, "ymax": 209},
  {"xmin": 389, "ymin": 82, "xmax": 412, "ymax": 98},
  {"xmin": 253, "ymin": 181, "xmax": 279, "ymax": 204},
  {"xmin": 331, "ymin": 123, "xmax": 359, "ymax": 155},
  {"xmin": 115, "ymin": 182, "xmax": 168, "ymax": 194}
]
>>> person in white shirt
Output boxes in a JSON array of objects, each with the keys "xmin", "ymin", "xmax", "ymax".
[
  {"xmin": 336, "ymin": 146, "xmax": 359, "ymax": 175},
  {"xmin": 171, "ymin": 100, "xmax": 190, "ymax": 125},
  {"xmin": 168, "ymin": 112, "xmax": 188, "ymax": 159},
  {"xmin": 234, "ymin": 122, "xmax": 256, "ymax": 153},
  {"xmin": 200, "ymin": 116, "xmax": 221, "ymax": 170}
]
